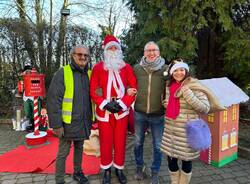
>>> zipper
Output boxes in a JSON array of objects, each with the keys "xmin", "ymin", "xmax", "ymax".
[{"xmin": 146, "ymin": 73, "xmax": 152, "ymax": 113}]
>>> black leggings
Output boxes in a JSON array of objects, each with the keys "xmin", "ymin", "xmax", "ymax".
[{"xmin": 167, "ymin": 156, "xmax": 192, "ymax": 173}]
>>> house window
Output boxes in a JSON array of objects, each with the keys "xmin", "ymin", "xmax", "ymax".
[
  {"xmin": 208, "ymin": 113, "xmax": 214, "ymax": 123},
  {"xmin": 223, "ymin": 110, "xmax": 228, "ymax": 123},
  {"xmin": 230, "ymin": 129, "xmax": 237, "ymax": 147},
  {"xmin": 232, "ymin": 105, "xmax": 237, "ymax": 121},
  {"xmin": 221, "ymin": 131, "xmax": 229, "ymax": 151}
]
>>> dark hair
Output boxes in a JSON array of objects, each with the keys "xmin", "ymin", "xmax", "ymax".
[{"xmin": 166, "ymin": 58, "xmax": 191, "ymax": 87}]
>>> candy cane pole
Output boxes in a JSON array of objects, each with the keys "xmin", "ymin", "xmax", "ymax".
[
  {"xmin": 33, "ymin": 96, "xmax": 40, "ymax": 135},
  {"xmin": 208, "ymin": 145, "xmax": 211, "ymax": 165}
]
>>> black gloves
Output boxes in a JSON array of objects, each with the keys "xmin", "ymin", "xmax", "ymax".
[
  {"xmin": 114, "ymin": 102, "xmax": 123, "ymax": 112},
  {"xmin": 104, "ymin": 101, "xmax": 123, "ymax": 113}
]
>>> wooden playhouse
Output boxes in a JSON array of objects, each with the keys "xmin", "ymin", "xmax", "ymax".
[{"xmin": 199, "ymin": 77, "xmax": 249, "ymax": 168}]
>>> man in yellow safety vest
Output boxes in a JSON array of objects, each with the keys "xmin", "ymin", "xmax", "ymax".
[{"xmin": 47, "ymin": 45, "xmax": 92, "ymax": 184}]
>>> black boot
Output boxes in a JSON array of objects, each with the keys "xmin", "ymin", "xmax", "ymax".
[
  {"xmin": 115, "ymin": 168, "xmax": 127, "ymax": 184},
  {"xmin": 73, "ymin": 170, "xmax": 89, "ymax": 184},
  {"xmin": 102, "ymin": 168, "xmax": 111, "ymax": 184}
]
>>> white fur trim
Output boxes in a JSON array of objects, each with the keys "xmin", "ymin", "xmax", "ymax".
[
  {"xmin": 114, "ymin": 110, "xmax": 129, "ymax": 120},
  {"xmin": 117, "ymin": 99, "xmax": 127, "ymax": 111},
  {"xmin": 104, "ymin": 41, "xmax": 121, "ymax": 51},
  {"xmin": 99, "ymin": 100, "xmax": 108, "ymax": 110},
  {"xmin": 101, "ymin": 162, "xmax": 113, "ymax": 169},
  {"xmin": 96, "ymin": 111, "xmax": 129, "ymax": 122},
  {"xmin": 95, "ymin": 111, "xmax": 110, "ymax": 122},
  {"xmin": 114, "ymin": 71, "xmax": 125, "ymax": 98},
  {"xmin": 107, "ymin": 70, "xmax": 113, "ymax": 101},
  {"xmin": 113, "ymin": 163, "xmax": 124, "ymax": 169},
  {"xmin": 170, "ymin": 62, "xmax": 189, "ymax": 75}
]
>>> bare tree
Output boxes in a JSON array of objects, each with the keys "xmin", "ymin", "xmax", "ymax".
[
  {"xmin": 99, "ymin": 4, "xmax": 118, "ymax": 36},
  {"xmin": 94, "ymin": 0, "xmax": 134, "ymax": 37},
  {"xmin": 46, "ymin": 0, "xmax": 53, "ymax": 80},
  {"xmin": 15, "ymin": 0, "xmax": 36, "ymax": 65},
  {"xmin": 35, "ymin": 0, "xmax": 46, "ymax": 72}
]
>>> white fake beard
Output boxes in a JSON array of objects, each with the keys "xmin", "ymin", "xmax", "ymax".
[{"xmin": 103, "ymin": 49, "xmax": 125, "ymax": 71}]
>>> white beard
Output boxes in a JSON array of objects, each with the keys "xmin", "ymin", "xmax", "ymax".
[{"xmin": 103, "ymin": 49, "xmax": 125, "ymax": 71}]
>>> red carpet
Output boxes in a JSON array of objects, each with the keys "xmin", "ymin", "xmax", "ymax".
[{"xmin": 0, "ymin": 136, "xmax": 100, "ymax": 175}]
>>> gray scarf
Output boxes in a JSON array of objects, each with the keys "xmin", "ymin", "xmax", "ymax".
[{"xmin": 139, "ymin": 56, "xmax": 165, "ymax": 72}]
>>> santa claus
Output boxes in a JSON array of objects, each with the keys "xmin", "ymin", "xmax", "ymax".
[{"xmin": 90, "ymin": 35, "xmax": 137, "ymax": 184}]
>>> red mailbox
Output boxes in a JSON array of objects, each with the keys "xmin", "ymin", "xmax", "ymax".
[{"xmin": 23, "ymin": 68, "xmax": 45, "ymax": 97}]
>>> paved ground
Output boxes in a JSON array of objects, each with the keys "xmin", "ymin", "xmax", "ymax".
[{"xmin": 0, "ymin": 123, "xmax": 250, "ymax": 184}]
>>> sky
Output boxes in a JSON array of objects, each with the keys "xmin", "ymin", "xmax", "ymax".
[{"xmin": 0, "ymin": 0, "xmax": 134, "ymax": 36}]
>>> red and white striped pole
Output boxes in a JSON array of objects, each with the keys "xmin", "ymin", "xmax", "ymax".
[
  {"xmin": 208, "ymin": 145, "xmax": 211, "ymax": 165},
  {"xmin": 33, "ymin": 96, "xmax": 40, "ymax": 135},
  {"xmin": 26, "ymin": 97, "xmax": 47, "ymax": 146}
]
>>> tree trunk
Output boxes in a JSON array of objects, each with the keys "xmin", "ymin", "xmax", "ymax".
[
  {"xmin": 0, "ymin": 50, "xmax": 3, "ymax": 76},
  {"xmin": 16, "ymin": 0, "xmax": 36, "ymax": 66},
  {"xmin": 197, "ymin": 26, "xmax": 224, "ymax": 79},
  {"xmin": 197, "ymin": 27, "xmax": 216, "ymax": 79},
  {"xmin": 46, "ymin": 0, "xmax": 53, "ymax": 89},
  {"xmin": 35, "ymin": 0, "xmax": 46, "ymax": 72}
]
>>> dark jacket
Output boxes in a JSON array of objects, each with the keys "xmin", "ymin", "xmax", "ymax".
[
  {"xmin": 133, "ymin": 64, "xmax": 167, "ymax": 115},
  {"xmin": 47, "ymin": 61, "xmax": 92, "ymax": 140}
]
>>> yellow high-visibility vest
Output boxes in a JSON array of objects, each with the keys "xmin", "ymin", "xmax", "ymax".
[
  {"xmin": 62, "ymin": 65, "xmax": 93, "ymax": 124},
  {"xmin": 62, "ymin": 65, "xmax": 74, "ymax": 124}
]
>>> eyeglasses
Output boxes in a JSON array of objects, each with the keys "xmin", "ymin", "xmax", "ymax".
[
  {"xmin": 144, "ymin": 49, "xmax": 159, "ymax": 53},
  {"xmin": 73, "ymin": 53, "xmax": 90, "ymax": 58}
]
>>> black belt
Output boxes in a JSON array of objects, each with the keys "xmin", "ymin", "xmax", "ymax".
[{"xmin": 111, "ymin": 97, "xmax": 120, "ymax": 101}]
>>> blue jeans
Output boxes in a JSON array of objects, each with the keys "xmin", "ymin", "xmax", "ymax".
[{"xmin": 134, "ymin": 111, "xmax": 164, "ymax": 173}]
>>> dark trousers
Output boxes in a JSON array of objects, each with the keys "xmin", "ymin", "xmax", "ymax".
[
  {"xmin": 55, "ymin": 138, "xmax": 84, "ymax": 183},
  {"xmin": 167, "ymin": 156, "xmax": 192, "ymax": 173}
]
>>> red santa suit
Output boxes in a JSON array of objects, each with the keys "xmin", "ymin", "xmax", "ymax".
[
  {"xmin": 90, "ymin": 61, "xmax": 136, "ymax": 169},
  {"xmin": 90, "ymin": 36, "xmax": 137, "ymax": 170}
]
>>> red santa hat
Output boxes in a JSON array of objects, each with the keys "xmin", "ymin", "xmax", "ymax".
[{"xmin": 102, "ymin": 35, "xmax": 121, "ymax": 51}]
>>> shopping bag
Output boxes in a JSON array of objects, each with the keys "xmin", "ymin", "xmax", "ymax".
[{"xmin": 83, "ymin": 129, "xmax": 100, "ymax": 157}]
